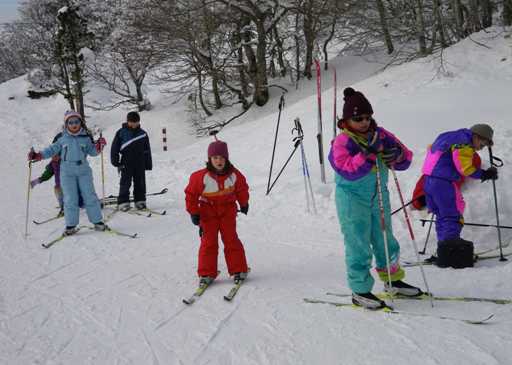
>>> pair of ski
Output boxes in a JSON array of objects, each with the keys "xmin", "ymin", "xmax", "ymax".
[
  {"xmin": 42, "ymin": 226, "xmax": 137, "ymax": 248},
  {"xmin": 183, "ymin": 269, "xmax": 250, "ymax": 305},
  {"xmin": 99, "ymin": 188, "xmax": 169, "ymax": 204},
  {"xmin": 34, "ymin": 206, "xmax": 166, "ymax": 225},
  {"xmin": 403, "ymin": 237, "xmax": 512, "ymax": 267},
  {"xmin": 304, "ymin": 292, "xmax": 503, "ymax": 324},
  {"xmin": 104, "ymin": 207, "xmax": 166, "ymax": 222}
]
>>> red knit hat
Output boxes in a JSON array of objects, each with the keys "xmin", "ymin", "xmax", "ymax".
[
  {"xmin": 342, "ymin": 87, "xmax": 374, "ymax": 119},
  {"xmin": 208, "ymin": 140, "xmax": 229, "ymax": 158}
]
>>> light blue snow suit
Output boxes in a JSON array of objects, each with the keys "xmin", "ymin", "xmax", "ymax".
[
  {"xmin": 329, "ymin": 125, "xmax": 412, "ymax": 294},
  {"xmin": 39, "ymin": 128, "xmax": 102, "ymax": 227}
]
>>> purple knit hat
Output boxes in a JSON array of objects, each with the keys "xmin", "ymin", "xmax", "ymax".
[
  {"xmin": 63, "ymin": 110, "xmax": 82, "ymax": 123},
  {"xmin": 208, "ymin": 141, "xmax": 229, "ymax": 158},
  {"xmin": 342, "ymin": 87, "xmax": 374, "ymax": 119}
]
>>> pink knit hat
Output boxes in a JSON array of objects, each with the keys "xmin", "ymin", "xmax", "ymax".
[
  {"xmin": 208, "ymin": 141, "xmax": 229, "ymax": 158},
  {"xmin": 63, "ymin": 110, "xmax": 82, "ymax": 123}
]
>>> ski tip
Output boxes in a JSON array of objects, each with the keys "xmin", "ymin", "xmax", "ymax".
[
  {"xmin": 183, "ymin": 299, "xmax": 191, "ymax": 305},
  {"xmin": 223, "ymin": 296, "xmax": 232, "ymax": 301},
  {"xmin": 162, "ymin": 211, "xmax": 167, "ymax": 215},
  {"xmin": 132, "ymin": 233, "xmax": 137, "ymax": 238},
  {"xmin": 468, "ymin": 314, "xmax": 493, "ymax": 324}
]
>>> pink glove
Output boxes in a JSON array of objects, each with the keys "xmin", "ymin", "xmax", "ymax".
[
  {"xmin": 28, "ymin": 151, "xmax": 42, "ymax": 162},
  {"xmin": 95, "ymin": 137, "xmax": 107, "ymax": 152}
]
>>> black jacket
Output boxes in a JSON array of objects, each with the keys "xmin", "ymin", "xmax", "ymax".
[{"xmin": 111, "ymin": 123, "xmax": 152, "ymax": 170}]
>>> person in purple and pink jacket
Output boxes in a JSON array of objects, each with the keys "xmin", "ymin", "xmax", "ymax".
[
  {"xmin": 328, "ymin": 87, "xmax": 424, "ymax": 309},
  {"xmin": 421, "ymin": 124, "xmax": 497, "ymax": 243}
]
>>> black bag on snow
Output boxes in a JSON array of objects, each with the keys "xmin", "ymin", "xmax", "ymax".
[{"xmin": 436, "ymin": 239, "xmax": 474, "ymax": 268}]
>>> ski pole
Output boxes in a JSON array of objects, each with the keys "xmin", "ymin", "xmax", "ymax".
[
  {"xmin": 209, "ymin": 130, "xmax": 219, "ymax": 141},
  {"xmin": 419, "ymin": 219, "xmax": 512, "ymax": 230},
  {"xmin": 313, "ymin": 58, "xmax": 326, "ymax": 183},
  {"xmin": 301, "ymin": 144, "xmax": 310, "ymax": 213},
  {"xmin": 25, "ymin": 148, "xmax": 35, "ymax": 238},
  {"xmin": 267, "ymin": 139, "xmax": 301, "ymax": 195},
  {"xmin": 391, "ymin": 167, "xmax": 433, "ymax": 306},
  {"xmin": 375, "ymin": 161, "xmax": 394, "ymax": 303},
  {"xmin": 488, "ymin": 147, "xmax": 507, "ymax": 262},
  {"xmin": 99, "ymin": 131, "xmax": 106, "ymax": 220},
  {"xmin": 295, "ymin": 117, "xmax": 316, "ymax": 214},
  {"xmin": 267, "ymin": 94, "xmax": 285, "ymax": 195},
  {"xmin": 300, "ymin": 139, "xmax": 317, "ymax": 215},
  {"xmin": 391, "ymin": 196, "xmax": 422, "ymax": 216},
  {"xmin": 330, "ymin": 62, "xmax": 337, "ymax": 142},
  {"xmin": 419, "ymin": 213, "xmax": 435, "ymax": 254}
]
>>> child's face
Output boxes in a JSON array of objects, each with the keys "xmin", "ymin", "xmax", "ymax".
[
  {"xmin": 211, "ymin": 156, "xmax": 226, "ymax": 172},
  {"xmin": 347, "ymin": 115, "xmax": 372, "ymax": 134},
  {"xmin": 127, "ymin": 121, "xmax": 140, "ymax": 130},
  {"xmin": 66, "ymin": 117, "xmax": 81, "ymax": 133},
  {"xmin": 52, "ymin": 154, "xmax": 61, "ymax": 162}
]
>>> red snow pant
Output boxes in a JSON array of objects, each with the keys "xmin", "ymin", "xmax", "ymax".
[{"xmin": 198, "ymin": 201, "xmax": 248, "ymax": 278}]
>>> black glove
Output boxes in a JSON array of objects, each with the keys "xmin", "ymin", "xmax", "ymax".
[
  {"xmin": 482, "ymin": 167, "xmax": 498, "ymax": 182},
  {"xmin": 191, "ymin": 214, "xmax": 201, "ymax": 226},
  {"xmin": 381, "ymin": 145, "xmax": 403, "ymax": 166},
  {"xmin": 240, "ymin": 203, "xmax": 249, "ymax": 215},
  {"xmin": 364, "ymin": 132, "xmax": 384, "ymax": 156}
]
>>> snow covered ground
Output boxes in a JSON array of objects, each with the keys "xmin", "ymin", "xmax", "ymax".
[{"xmin": 1, "ymin": 27, "xmax": 512, "ymax": 365}]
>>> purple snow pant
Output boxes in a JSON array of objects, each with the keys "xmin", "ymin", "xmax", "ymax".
[{"xmin": 423, "ymin": 176, "xmax": 465, "ymax": 242}]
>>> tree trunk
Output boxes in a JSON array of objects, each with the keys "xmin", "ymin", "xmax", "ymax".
[
  {"xmin": 412, "ymin": 0, "xmax": 427, "ymax": 57},
  {"xmin": 375, "ymin": 0, "xmax": 394, "ymax": 54},
  {"xmin": 234, "ymin": 20, "xmax": 249, "ymax": 97},
  {"xmin": 504, "ymin": 0, "xmax": 512, "ymax": 26},
  {"xmin": 452, "ymin": 0, "xmax": 467, "ymax": 40},
  {"xmin": 481, "ymin": 0, "xmax": 493, "ymax": 28},
  {"xmin": 294, "ymin": 13, "xmax": 301, "ymax": 85},
  {"xmin": 303, "ymin": 2, "xmax": 315, "ymax": 80},
  {"xmin": 272, "ymin": 27, "xmax": 286, "ymax": 77},
  {"xmin": 432, "ymin": 1, "xmax": 449, "ymax": 48},
  {"xmin": 196, "ymin": 69, "xmax": 212, "ymax": 117},
  {"xmin": 254, "ymin": 21, "xmax": 269, "ymax": 106}
]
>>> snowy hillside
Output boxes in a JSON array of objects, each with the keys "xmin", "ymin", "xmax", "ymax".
[{"xmin": 1, "ymin": 27, "xmax": 512, "ymax": 364}]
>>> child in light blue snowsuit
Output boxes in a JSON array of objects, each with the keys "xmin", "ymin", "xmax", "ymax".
[
  {"xmin": 328, "ymin": 88, "xmax": 423, "ymax": 308},
  {"xmin": 28, "ymin": 111, "xmax": 108, "ymax": 234}
]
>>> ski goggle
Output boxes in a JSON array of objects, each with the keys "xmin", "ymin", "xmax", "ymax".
[
  {"xmin": 350, "ymin": 115, "xmax": 372, "ymax": 123},
  {"xmin": 477, "ymin": 136, "xmax": 488, "ymax": 148},
  {"xmin": 67, "ymin": 120, "xmax": 81, "ymax": 125}
]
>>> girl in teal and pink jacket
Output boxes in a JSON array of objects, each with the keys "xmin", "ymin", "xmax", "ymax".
[{"xmin": 328, "ymin": 87, "xmax": 424, "ymax": 309}]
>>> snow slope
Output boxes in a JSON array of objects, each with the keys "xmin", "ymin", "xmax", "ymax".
[{"xmin": 1, "ymin": 27, "xmax": 512, "ymax": 365}]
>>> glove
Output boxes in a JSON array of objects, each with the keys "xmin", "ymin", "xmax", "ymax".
[
  {"xmin": 30, "ymin": 178, "xmax": 42, "ymax": 189},
  {"xmin": 381, "ymin": 145, "xmax": 404, "ymax": 166},
  {"xmin": 191, "ymin": 214, "xmax": 201, "ymax": 226},
  {"xmin": 364, "ymin": 132, "xmax": 384, "ymax": 156},
  {"xmin": 28, "ymin": 151, "xmax": 42, "ymax": 162},
  {"xmin": 482, "ymin": 167, "xmax": 498, "ymax": 182},
  {"xmin": 240, "ymin": 203, "xmax": 249, "ymax": 215},
  {"xmin": 95, "ymin": 137, "xmax": 107, "ymax": 152}
]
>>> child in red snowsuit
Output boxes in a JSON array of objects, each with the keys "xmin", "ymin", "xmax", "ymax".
[{"xmin": 185, "ymin": 140, "xmax": 250, "ymax": 284}]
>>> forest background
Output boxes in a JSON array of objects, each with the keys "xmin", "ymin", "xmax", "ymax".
[{"xmin": 1, "ymin": 0, "xmax": 512, "ymax": 132}]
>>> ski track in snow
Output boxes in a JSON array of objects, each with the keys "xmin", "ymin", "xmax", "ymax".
[{"xmin": 1, "ymin": 27, "xmax": 512, "ymax": 364}]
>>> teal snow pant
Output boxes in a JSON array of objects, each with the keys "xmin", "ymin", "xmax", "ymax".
[
  {"xmin": 60, "ymin": 161, "xmax": 103, "ymax": 227},
  {"xmin": 334, "ymin": 164, "xmax": 404, "ymax": 294}
]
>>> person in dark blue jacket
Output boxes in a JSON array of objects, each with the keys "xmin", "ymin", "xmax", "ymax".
[{"xmin": 110, "ymin": 112, "xmax": 152, "ymax": 211}]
